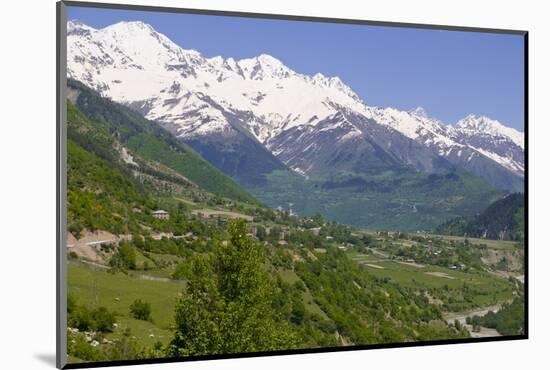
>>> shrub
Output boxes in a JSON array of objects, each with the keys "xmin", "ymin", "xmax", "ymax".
[
  {"xmin": 130, "ymin": 299, "xmax": 152, "ymax": 321},
  {"xmin": 67, "ymin": 331, "xmax": 102, "ymax": 362},
  {"xmin": 68, "ymin": 222, "xmax": 83, "ymax": 239},
  {"xmin": 91, "ymin": 306, "xmax": 116, "ymax": 332},
  {"xmin": 119, "ymin": 243, "xmax": 137, "ymax": 269},
  {"xmin": 110, "ymin": 242, "xmax": 137, "ymax": 270},
  {"xmin": 67, "ymin": 296, "xmax": 116, "ymax": 333},
  {"xmin": 69, "ymin": 305, "xmax": 93, "ymax": 332}
]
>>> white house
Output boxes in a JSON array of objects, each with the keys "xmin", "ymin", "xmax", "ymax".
[{"xmin": 152, "ymin": 210, "xmax": 169, "ymax": 220}]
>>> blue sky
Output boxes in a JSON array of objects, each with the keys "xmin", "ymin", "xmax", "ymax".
[{"xmin": 68, "ymin": 6, "xmax": 525, "ymax": 131}]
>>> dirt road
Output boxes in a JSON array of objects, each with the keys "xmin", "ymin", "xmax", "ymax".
[{"xmin": 444, "ymin": 303, "xmax": 507, "ymax": 338}]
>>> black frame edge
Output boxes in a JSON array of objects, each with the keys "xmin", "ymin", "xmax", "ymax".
[
  {"xmin": 57, "ymin": 1, "xmax": 68, "ymax": 368},
  {"xmin": 62, "ymin": 335, "xmax": 528, "ymax": 369}
]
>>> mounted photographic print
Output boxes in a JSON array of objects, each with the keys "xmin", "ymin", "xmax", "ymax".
[{"xmin": 56, "ymin": 1, "xmax": 527, "ymax": 368}]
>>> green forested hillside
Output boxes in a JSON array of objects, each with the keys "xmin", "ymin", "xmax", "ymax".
[
  {"xmin": 251, "ymin": 168, "xmax": 504, "ymax": 232},
  {"xmin": 68, "ymin": 102, "xmax": 151, "ymax": 236},
  {"xmin": 435, "ymin": 193, "xmax": 525, "ymax": 241},
  {"xmin": 66, "ymin": 93, "xmax": 522, "ymax": 364},
  {"xmin": 67, "ymin": 100, "xmax": 251, "ymax": 237},
  {"xmin": 466, "ymin": 297, "xmax": 525, "ymax": 336},
  {"xmin": 67, "ymin": 79, "xmax": 257, "ymax": 204}
]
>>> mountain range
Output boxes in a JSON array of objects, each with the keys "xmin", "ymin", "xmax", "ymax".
[{"xmin": 66, "ymin": 20, "xmax": 525, "ymax": 230}]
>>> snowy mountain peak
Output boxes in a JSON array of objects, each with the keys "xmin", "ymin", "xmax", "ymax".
[
  {"xmin": 328, "ymin": 76, "xmax": 346, "ymax": 89},
  {"xmin": 236, "ymin": 54, "xmax": 293, "ymax": 80},
  {"xmin": 257, "ymin": 53, "xmax": 284, "ymax": 66},
  {"xmin": 67, "ymin": 19, "xmax": 93, "ymax": 30},
  {"xmin": 456, "ymin": 114, "xmax": 524, "ymax": 148},
  {"xmin": 67, "ymin": 19, "xmax": 96, "ymax": 36},
  {"xmin": 410, "ymin": 107, "xmax": 428, "ymax": 118},
  {"xmin": 101, "ymin": 20, "xmax": 160, "ymax": 35},
  {"xmin": 102, "ymin": 20, "xmax": 201, "ymax": 60}
]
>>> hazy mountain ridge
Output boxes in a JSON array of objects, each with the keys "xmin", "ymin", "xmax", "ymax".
[{"xmin": 435, "ymin": 193, "xmax": 525, "ymax": 241}]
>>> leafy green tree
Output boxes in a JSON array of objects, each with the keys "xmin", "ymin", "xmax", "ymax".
[
  {"xmin": 130, "ymin": 299, "xmax": 152, "ymax": 321},
  {"xmin": 290, "ymin": 293, "xmax": 306, "ymax": 324},
  {"xmin": 118, "ymin": 242, "xmax": 137, "ymax": 269},
  {"xmin": 256, "ymin": 225, "xmax": 267, "ymax": 241},
  {"xmin": 172, "ymin": 260, "xmax": 193, "ymax": 281},
  {"xmin": 514, "ymin": 207, "xmax": 525, "ymax": 243},
  {"xmin": 312, "ymin": 213, "xmax": 324, "ymax": 227},
  {"xmin": 68, "ymin": 305, "xmax": 93, "ymax": 332},
  {"xmin": 91, "ymin": 306, "xmax": 116, "ymax": 332},
  {"xmin": 67, "ymin": 331, "xmax": 103, "ymax": 362},
  {"xmin": 169, "ymin": 220, "xmax": 297, "ymax": 356},
  {"xmin": 67, "ymin": 297, "xmax": 116, "ymax": 333},
  {"xmin": 268, "ymin": 225, "xmax": 281, "ymax": 244},
  {"xmin": 468, "ymin": 298, "xmax": 524, "ymax": 335}
]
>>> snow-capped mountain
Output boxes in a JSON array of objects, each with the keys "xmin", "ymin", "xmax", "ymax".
[
  {"xmin": 451, "ymin": 115, "xmax": 524, "ymax": 175},
  {"xmin": 67, "ymin": 20, "xmax": 366, "ymax": 136},
  {"xmin": 67, "ymin": 20, "xmax": 524, "ymax": 191},
  {"xmin": 362, "ymin": 107, "xmax": 524, "ymax": 177}
]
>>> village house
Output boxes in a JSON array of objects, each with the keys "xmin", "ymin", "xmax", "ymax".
[
  {"xmin": 278, "ymin": 230, "xmax": 288, "ymax": 245},
  {"xmin": 310, "ymin": 227, "xmax": 321, "ymax": 236},
  {"xmin": 152, "ymin": 210, "xmax": 169, "ymax": 220},
  {"xmin": 247, "ymin": 226, "xmax": 258, "ymax": 240}
]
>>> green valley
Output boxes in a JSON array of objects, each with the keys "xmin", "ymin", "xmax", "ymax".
[
  {"xmin": 250, "ymin": 169, "xmax": 504, "ymax": 231},
  {"xmin": 65, "ymin": 88, "xmax": 524, "ymax": 364}
]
